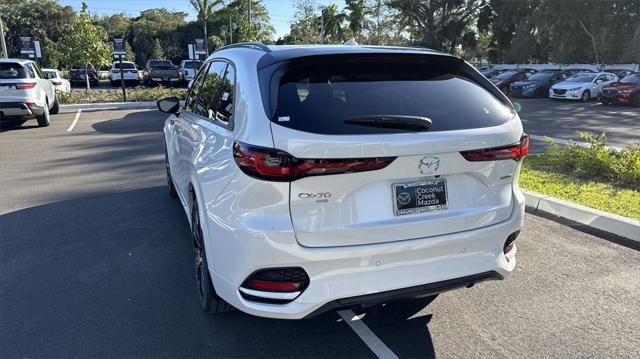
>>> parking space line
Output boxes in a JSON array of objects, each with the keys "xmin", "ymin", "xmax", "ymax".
[
  {"xmin": 529, "ymin": 134, "xmax": 624, "ymax": 151},
  {"xmin": 66, "ymin": 109, "xmax": 82, "ymax": 132},
  {"xmin": 337, "ymin": 309, "xmax": 399, "ymax": 359}
]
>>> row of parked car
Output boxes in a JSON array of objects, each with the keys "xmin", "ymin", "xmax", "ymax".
[
  {"xmin": 63, "ymin": 59, "xmax": 203, "ymax": 88},
  {"xmin": 479, "ymin": 67, "xmax": 640, "ymax": 106}
]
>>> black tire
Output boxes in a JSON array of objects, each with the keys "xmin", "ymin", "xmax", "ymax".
[
  {"xmin": 50, "ymin": 95, "xmax": 59, "ymax": 114},
  {"xmin": 36, "ymin": 100, "xmax": 51, "ymax": 127},
  {"xmin": 191, "ymin": 198, "xmax": 233, "ymax": 314},
  {"xmin": 165, "ymin": 146, "xmax": 178, "ymax": 198},
  {"xmin": 634, "ymin": 93, "xmax": 640, "ymax": 107},
  {"xmin": 581, "ymin": 90, "xmax": 590, "ymax": 102}
]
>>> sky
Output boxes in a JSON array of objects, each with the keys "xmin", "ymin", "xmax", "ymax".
[{"xmin": 58, "ymin": 0, "xmax": 343, "ymax": 40}]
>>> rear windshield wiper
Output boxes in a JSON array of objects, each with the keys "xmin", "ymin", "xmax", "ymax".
[{"xmin": 344, "ymin": 115, "xmax": 432, "ymax": 131}]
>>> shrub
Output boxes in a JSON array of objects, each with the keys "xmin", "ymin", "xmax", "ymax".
[
  {"xmin": 540, "ymin": 132, "xmax": 640, "ymax": 189},
  {"xmin": 58, "ymin": 86, "xmax": 187, "ymax": 104}
]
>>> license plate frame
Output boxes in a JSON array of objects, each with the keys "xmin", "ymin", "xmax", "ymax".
[{"xmin": 392, "ymin": 179, "xmax": 448, "ymax": 216}]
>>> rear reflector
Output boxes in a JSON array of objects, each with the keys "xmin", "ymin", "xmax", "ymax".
[
  {"xmin": 246, "ymin": 279, "xmax": 300, "ymax": 292},
  {"xmin": 240, "ymin": 267, "xmax": 310, "ymax": 304},
  {"xmin": 461, "ymin": 134, "xmax": 530, "ymax": 162},
  {"xmin": 16, "ymin": 82, "xmax": 37, "ymax": 89},
  {"xmin": 233, "ymin": 141, "xmax": 396, "ymax": 181}
]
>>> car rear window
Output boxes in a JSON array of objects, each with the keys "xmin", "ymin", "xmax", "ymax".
[
  {"xmin": 184, "ymin": 61, "xmax": 202, "ymax": 69},
  {"xmin": 42, "ymin": 71, "xmax": 57, "ymax": 79},
  {"xmin": 114, "ymin": 63, "xmax": 136, "ymax": 69},
  {"xmin": 621, "ymin": 75, "xmax": 640, "ymax": 83},
  {"xmin": 268, "ymin": 55, "xmax": 514, "ymax": 135},
  {"xmin": 0, "ymin": 63, "xmax": 29, "ymax": 79},
  {"xmin": 150, "ymin": 60, "xmax": 173, "ymax": 68}
]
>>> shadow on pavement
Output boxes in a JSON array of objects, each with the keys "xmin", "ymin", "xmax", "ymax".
[
  {"xmin": 0, "ymin": 121, "xmax": 37, "ymax": 132},
  {"xmin": 91, "ymin": 110, "xmax": 166, "ymax": 135},
  {"xmin": 2, "ymin": 186, "xmax": 432, "ymax": 358}
]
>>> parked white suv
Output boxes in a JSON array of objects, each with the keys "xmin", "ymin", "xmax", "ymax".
[
  {"xmin": 157, "ymin": 43, "xmax": 528, "ymax": 319},
  {"xmin": 0, "ymin": 59, "xmax": 58, "ymax": 127},
  {"xmin": 109, "ymin": 61, "xmax": 140, "ymax": 86},
  {"xmin": 42, "ymin": 68, "xmax": 71, "ymax": 93}
]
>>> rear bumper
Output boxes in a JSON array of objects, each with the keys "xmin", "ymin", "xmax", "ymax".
[
  {"xmin": 206, "ymin": 183, "xmax": 525, "ymax": 319},
  {"xmin": 0, "ymin": 102, "xmax": 44, "ymax": 120},
  {"xmin": 303, "ymin": 271, "xmax": 503, "ymax": 318}
]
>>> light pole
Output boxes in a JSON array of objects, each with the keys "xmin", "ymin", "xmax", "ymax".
[
  {"xmin": 319, "ymin": 6, "xmax": 325, "ymax": 44},
  {"xmin": 0, "ymin": 15, "xmax": 8, "ymax": 58}
]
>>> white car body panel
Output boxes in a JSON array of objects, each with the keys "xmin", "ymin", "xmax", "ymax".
[
  {"xmin": 163, "ymin": 46, "xmax": 526, "ymax": 319},
  {"xmin": 549, "ymin": 72, "xmax": 617, "ymax": 100}
]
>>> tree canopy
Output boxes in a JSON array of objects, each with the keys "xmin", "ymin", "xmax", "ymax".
[{"xmin": 1, "ymin": 0, "xmax": 638, "ymax": 68}]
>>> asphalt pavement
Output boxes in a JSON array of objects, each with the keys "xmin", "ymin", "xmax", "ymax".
[
  {"xmin": 1, "ymin": 102, "xmax": 639, "ymax": 358},
  {"xmin": 514, "ymin": 97, "xmax": 639, "ymax": 151}
]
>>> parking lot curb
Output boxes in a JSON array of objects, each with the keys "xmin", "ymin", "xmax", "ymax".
[
  {"xmin": 59, "ymin": 101, "xmax": 157, "ymax": 112},
  {"xmin": 523, "ymin": 189, "xmax": 640, "ymax": 243}
]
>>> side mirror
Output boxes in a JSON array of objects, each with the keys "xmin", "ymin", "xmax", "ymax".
[{"xmin": 157, "ymin": 96, "xmax": 180, "ymax": 114}]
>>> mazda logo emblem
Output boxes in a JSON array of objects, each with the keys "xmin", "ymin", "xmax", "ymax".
[
  {"xmin": 397, "ymin": 192, "xmax": 411, "ymax": 205},
  {"xmin": 418, "ymin": 156, "xmax": 440, "ymax": 175}
]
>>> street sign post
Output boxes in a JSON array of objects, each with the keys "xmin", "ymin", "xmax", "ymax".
[
  {"xmin": 113, "ymin": 39, "xmax": 127, "ymax": 102},
  {"xmin": 20, "ymin": 37, "xmax": 35, "ymax": 57},
  {"xmin": 194, "ymin": 39, "xmax": 206, "ymax": 56}
]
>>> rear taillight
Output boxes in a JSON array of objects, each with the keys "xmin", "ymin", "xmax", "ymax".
[
  {"xmin": 233, "ymin": 141, "xmax": 396, "ymax": 181},
  {"xmin": 16, "ymin": 82, "xmax": 37, "ymax": 89},
  {"xmin": 461, "ymin": 134, "xmax": 530, "ymax": 162},
  {"xmin": 51, "ymin": 80, "xmax": 62, "ymax": 86},
  {"xmin": 240, "ymin": 267, "xmax": 310, "ymax": 304}
]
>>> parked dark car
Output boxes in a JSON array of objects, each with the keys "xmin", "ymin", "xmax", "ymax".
[
  {"xmin": 480, "ymin": 68, "xmax": 508, "ymax": 78},
  {"xmin": 490, "ymin": 69, "xmax": 537, "ymax": 93},
  {"xmin": 145, "ymin": 59, "xmax": 180, "ymax": 87},
  {"xmin": 69, "ymin": 64, "xmax": 98, "ymax": 87},
  {"xmin": 510, "ymin": 71, "xmax": 569, "ymax": 98},
  {"xmin": 599, "ymin": 73, "xmax": 640, "ymax": 106},
  {"xmin": 603, "ymin": 69, "xmax": 635, "ymax": 80}
]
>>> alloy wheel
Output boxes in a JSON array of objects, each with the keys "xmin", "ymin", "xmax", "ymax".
[{"xmin": 192, "ymin": 204, "xmax": 206, "ymax": 299}]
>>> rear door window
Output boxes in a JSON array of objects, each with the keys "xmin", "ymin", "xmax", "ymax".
[
  {"xmin": 270, "ymin": 56, "xmax": 514, "ymax": 135},
  {"xmin": 195, "ymin": 61, "xmax": 227, "ymax": 120},
  {"xmin": 184, "ymin": 62, "xmax": 210, "ymax": 113}
]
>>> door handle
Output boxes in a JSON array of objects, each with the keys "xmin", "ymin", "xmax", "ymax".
[{"xmin": 169, "ymin": 118, "xmax": 175, "ymax": 125}]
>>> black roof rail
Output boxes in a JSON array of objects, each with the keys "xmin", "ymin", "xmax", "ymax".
[{"xmin": 216, "ymin": 42, "xmax": 271, "ymax": 53}]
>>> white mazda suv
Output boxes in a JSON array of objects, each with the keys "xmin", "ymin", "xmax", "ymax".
[
  {"xmin": 157, "ymin": 43, "xmax": 528, "ymax": 319},
  {"xmin": 0, "ymin": 58, "xmax": 58, "ymax": 127}
]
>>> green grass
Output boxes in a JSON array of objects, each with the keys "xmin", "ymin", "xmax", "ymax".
[{"xmin": 520, "ymin": 155, "xmax": 640, "ymax": 221}]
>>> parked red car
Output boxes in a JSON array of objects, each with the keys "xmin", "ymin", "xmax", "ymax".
[
  {"xmin": 490, "ymin": 68, "xmax": 537, "ymax": 94},
  {"xmin": 599, "ymin": 73, "xmax": 640, "ymax": 106}
]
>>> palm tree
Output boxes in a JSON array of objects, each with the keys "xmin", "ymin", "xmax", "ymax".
[
  {"xmin": 320, "ymin": 5, "xmax": 348, "ymax": 43},
  {"xmin": 190, "ymin": 0, "xmax": 223, "ymax": 55}
]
